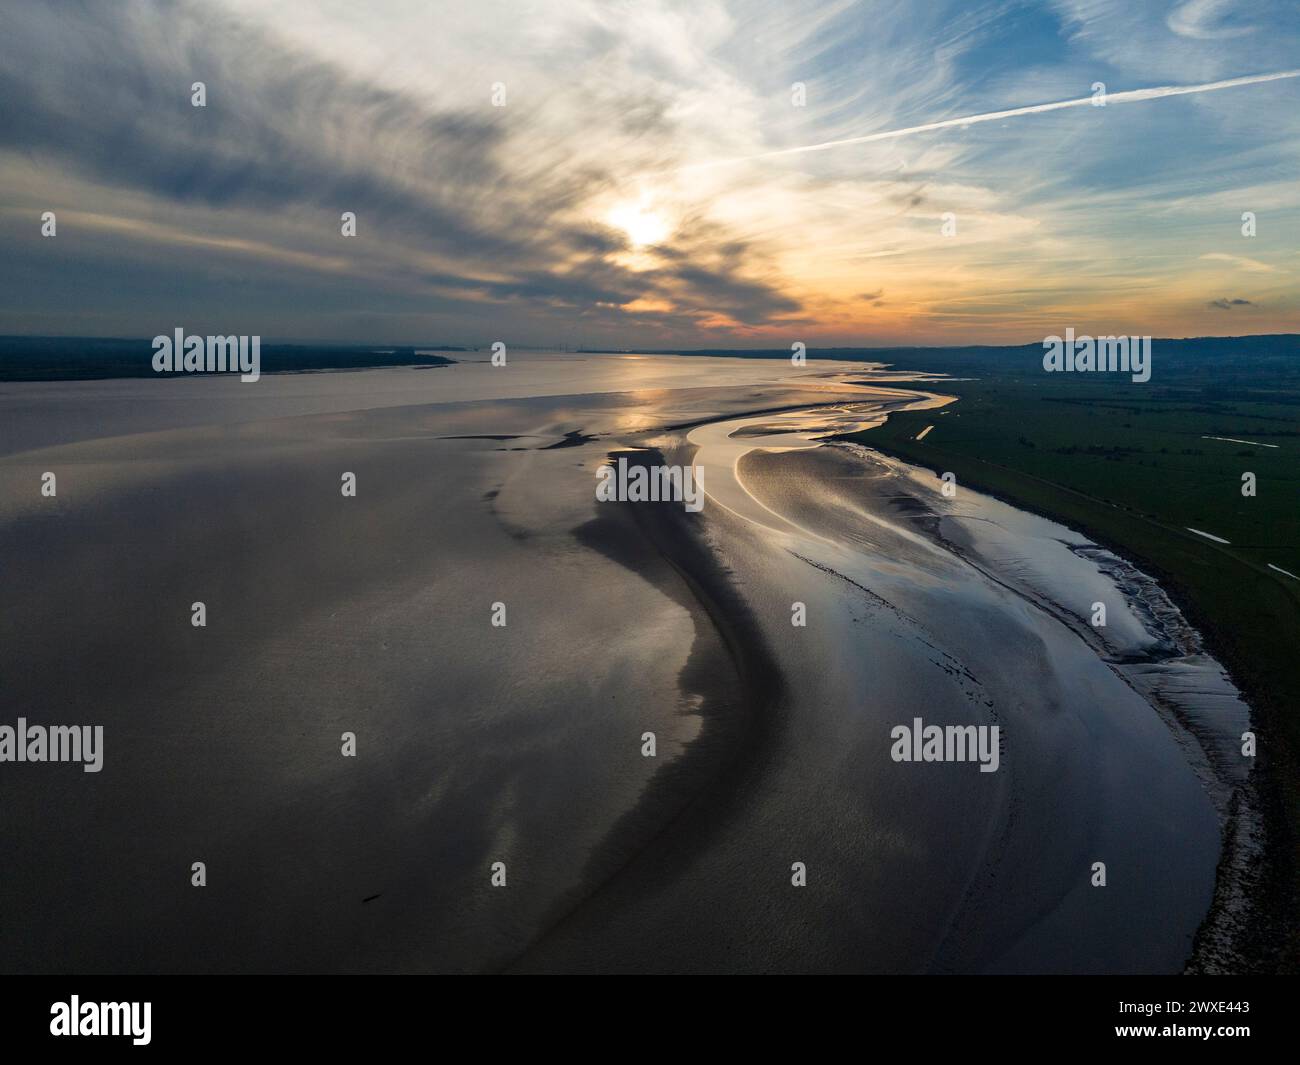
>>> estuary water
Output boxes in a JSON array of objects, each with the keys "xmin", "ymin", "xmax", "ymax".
[{"xmin": 0, "ymin": 352, "xmax": 1248, "ymax": 972}]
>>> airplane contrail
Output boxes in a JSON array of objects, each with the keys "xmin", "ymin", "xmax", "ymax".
[{"xmin": 679, "ymin": 68, "xmax": 1300, "ymax": 172}]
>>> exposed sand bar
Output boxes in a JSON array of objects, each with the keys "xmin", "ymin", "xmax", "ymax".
[{"xmin": 518, "ymin": 392, "xmax": 1233, "ymax": 973}]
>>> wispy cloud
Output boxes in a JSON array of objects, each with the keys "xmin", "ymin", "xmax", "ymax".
[
  {"xmin": 1, "ymin": 0, "xmax": 1297, "ymax": 345},
  {"xmin": 679, "ymin": 69, "xmax": 1300, "ymax": 171},
  {"xmin": 1199, "ymin": 253, "xmax": 1280, "ymax": 273},
  {"xmin": 1168, "ymin": 0, "xmax": 1256, "ymax": 41}
]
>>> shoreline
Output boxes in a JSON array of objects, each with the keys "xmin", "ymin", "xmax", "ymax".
[{"xmin": 847, "ymin": 428, "xmax": 1291, "ymax": 974}]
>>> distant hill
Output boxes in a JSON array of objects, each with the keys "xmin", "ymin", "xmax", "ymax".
[
  {"xmin": 632, "ymin": 334, "xmax": 1300, "ymax": 371},
  {"xmin": 623, "ymin": 334, "xmax": 1300, "ymax": 389}
]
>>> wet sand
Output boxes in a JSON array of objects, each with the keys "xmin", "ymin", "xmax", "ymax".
[
  {"xmin": 516, "ymin": 412, "xmax": 1235, "ymax": 973},
  {"xmin": 0, "ymin": 353, "xmax": 1250, "ymax": 972}
]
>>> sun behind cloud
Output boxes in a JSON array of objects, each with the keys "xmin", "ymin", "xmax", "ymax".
[{"xmin": 607, "ymin": 198, "xmax": 672, "ymax": 249}]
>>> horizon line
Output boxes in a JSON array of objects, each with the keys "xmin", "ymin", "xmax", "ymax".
[{"xmin": 2, "ymin": 331, "xmax": 1298, "ymax": 353}]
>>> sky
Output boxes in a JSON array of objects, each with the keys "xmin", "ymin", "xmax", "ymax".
[{"xmin": 2, "ymin": 0, "xmax": 1298, "ymax": 347}]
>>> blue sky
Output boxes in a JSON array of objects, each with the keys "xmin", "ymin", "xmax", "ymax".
[{"xmin": 2, "ymin": 0, "xmax": 1297, "ymax": 346}]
